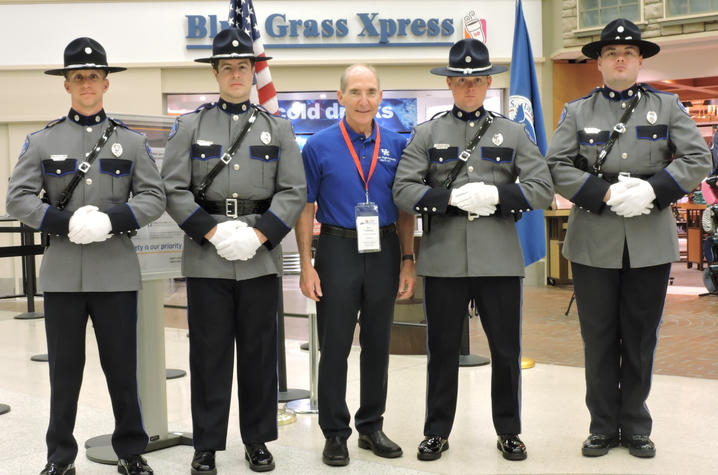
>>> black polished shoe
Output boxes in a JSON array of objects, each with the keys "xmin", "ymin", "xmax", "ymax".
[
  {"xmin": 417, "ymin": 436, "xmax": 449, "ymax": 461},
  {"xmin": 191, "ymin": 450, "xmax": 217, "ymax": 474},
  {"xmin": 582, "ymin": 433, "xmax": 619, "ymax": 457},
  {"xmin": 245, "ymin": 443, "xmax": 275, "ymax": 472},
  {"xmin": 40, "ymin": 462, "xmax": 75, "ymax": 475},
  {"xmin": 322, "ymin": 436, "xmax": 349, "ymax": 466},
  {"xmin": 622, "ymin": 435, "xmax": 656, "ymax": 458},
  {"xmin": 117, "ymin": 455, "xmax": 153, "ymax": 475},
  {"xmin": 496, "ymin": 434, "xmax": 527, "ymax": 461},
  {"xmin": 358, "ymin": 430, "xmax": 403, "ymax": 458}
]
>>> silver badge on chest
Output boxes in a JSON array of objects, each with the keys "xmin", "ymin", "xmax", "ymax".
[
  {"xmin": 260, "ymin": 131, "xmax": 271, "ymax": 145},
  {"xmin": 492, "ymin": 133, "xmax": 504, "ymax": 146},
  {"xmin": 111, "ymin": 143, "xmax": 123, "ymax": 157},
  {"xmin": 646, "ymin": 111, "xmax": 657, "ymax": 125}
]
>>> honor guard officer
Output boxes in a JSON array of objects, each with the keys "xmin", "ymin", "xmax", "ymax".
[
  {"xmin": 547, "ymin": 19, "xmax": 712, "ymax": 458},
  {"xmin": 5, "ymin": 38, "xmax": 166, "ymax": 475},
  {"xmin": 392, "ymin": 39, "xmax": 553, "ymax": 462},
  {"xmin": 295, "ymin": 64, "xmax": 416, "ymax": 467},
  {"xmin": 162, "ymin": 28, "xmax": 306, "ymax": 474}
]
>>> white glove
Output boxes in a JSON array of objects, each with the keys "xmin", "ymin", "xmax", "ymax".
[
  {"xmin": 450, "ymin": 182, "xmax": 499, "ymax": 214},
  {"xmin": 607, "ymin": 176, "xmax": 656, "ymax": 217},
  {"xmin": 68, "ymin": 206, "xmax": 112, "ymax": 244},
  {"xmin": 215, "ymin": 226, "xmax": 262, "ymax": 261},
  {"xmin": 208, "ymin": 220, "xmax": 247, "ymax": 247}
]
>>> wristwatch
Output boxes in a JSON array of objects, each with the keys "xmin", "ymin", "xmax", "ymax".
[{"xmin": 401, "ymin": 254, "xmax": 415, "ymax": 262}]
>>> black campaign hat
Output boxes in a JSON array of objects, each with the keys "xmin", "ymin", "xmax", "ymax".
[
  {"xmin": 431, "ymin": 38, "xmax": 507, "ymax": 77},
  {"xmin": 195, "ymin": 28, "xmax": 271, "ymax": 63},
  {"xmin": 45, "ymin": 37, "xmax": 126, "ymax": 76},
  {"xmin": 581, "ymin": 18, "xmax": 660, "ymax": 59}
]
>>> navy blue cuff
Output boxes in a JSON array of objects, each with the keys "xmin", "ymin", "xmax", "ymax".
[
  {"xmin": 571, "ymin": 175, "xmax": 610, "ymax": 214},
  {"xmin": 40, "ymin": 206, "xmax": 72, "ymax": 235},
  {"xmin": 180, "ymin": 206, "xmax": 217, "ymax": 243},
  {"xmin": 413, "ymin": 187, "xmax": 451, "ymax": 215},
  {"xmin": 647, "ymin": 169, "xmax": 685, "ymax": 209},
  {"xmin": 107, "ymin": 204, "xmax": 140, "ymax": 234},
  {"xmin": 254, "ymin": 211, "xmax": 290, "ymax": 250},
  {"xmin": 496, "ymin": 183, "xmax": 532, "ymax": 217}
]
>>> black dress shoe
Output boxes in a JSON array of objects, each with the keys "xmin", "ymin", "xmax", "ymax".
[
  {"xmin": 191, "ymin": 450, "xmax": 217, "ymax": 474},
  {"xmin": 40, "ymin": 462, "xmax": 75, "ymax": 475},
  {"xmin": 117, "ymin": 455, "xmax": 153, "ymax": 475},
  {"xmin": 245, "ymin": 443, "xmax": 275, "ymax": 472},
  {"xmin": 358, "ymin": 430, "xmax": 403, "ymax": 458},
  {"xmin": 496, "ymin": 434, "xmax": 527, "ymax": 461},
  {"xmin": 417, "ymin": 436, "xmax": 449, "ymax": 461},
  {"xmin": 582, "ymin": 434, "xmax": 619, "ymax": 457},
  {"xmin": 622, "ymin": 435, "xmax": 656, "ymax": 458},
  {"xmin": 322, "ymin": 436, "xmax": 349, "ymax": 466}
]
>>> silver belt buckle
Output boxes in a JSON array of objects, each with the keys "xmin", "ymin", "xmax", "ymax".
[
  {"xmin": 225, "ymin": 198, "xmax": 238, "ymax": 218},
  {"xmin": 220, "ymin": 152, "xmax": 232, "ymax": 165},
  {"xmin": 467, "ymin": 211, "xmax": 478, "ymax": 221},
  {"xmin": 619, "ymin": 171, "xmax": 631, "ymax": 179},
  {"xmin": 78, "ymin": 161, "xmax": 91, "ymax": 173},
  {"xmin": 459, "ymin": 150, "xmax": 471, "ymax": 162}
]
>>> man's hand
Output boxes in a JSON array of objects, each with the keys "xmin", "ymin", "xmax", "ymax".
[
  {"xmin": 450, "ymin": 182, "xmax": 499, "ymax": 215},
  {"xmin": 607, "ymin": 176, "xmax": 655, "ymax": 217},
  {"xmin": 397, "ymin": 259, "xmax": 416, "ymax": 300},
  {"xmin": 68, "ymin": 205, "xmax": 112, "ymax": 244},
  {"xmin": 300, "ymin": 266, "xmax": 323, "ymax": 302},
  {"xmin": 214, "ymin": 225, "xmax": 262, "ymax": 261}
]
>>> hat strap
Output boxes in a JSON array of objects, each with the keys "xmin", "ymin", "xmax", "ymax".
[
  {"xmin": 447, "ymin": 64, "xmax": 493, "ymax": 75},
  {"xmin": 64, "ymin": 63, "xmax": 108, "ymax": 69}
]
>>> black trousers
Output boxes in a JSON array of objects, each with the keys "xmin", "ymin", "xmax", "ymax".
[
  {"xmin": 44, "ymin": 291, "xmax": 148, "ymax": 464},
  {"xmin": 423, "ymin": 276, "xmax": 522, "ymax": 438},
  {"xmin": 571, "ymin": 251, "xmax": 671, "ymax": 438},
  {"xmin": 314, "ymin": 231, "xmax": 400, "ymax": 439},
  {"xmin": 186, "ymin": 275, "xmax": 278, "ymax": 449}
]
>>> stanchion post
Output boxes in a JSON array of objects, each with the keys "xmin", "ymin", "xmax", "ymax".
[
  {"xmin": 459, "ymin": 313, "xmax": 490, "ymax": 367},
  {"xmin": 15, "ymin": 223, "xmax": 43, "ymax": 320},
  {"xmin": 277, "ymin": 276, "xmax": 310, "ymax": 403},
  {"xmin": 286, "ymin": 298, "xmax": 318, "ymax": 414}
]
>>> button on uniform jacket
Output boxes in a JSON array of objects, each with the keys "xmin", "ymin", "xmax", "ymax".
[
  {"xmin": 547, "ymin": 85, "xmax": 712, "ymax": 268},
  {"xmin": 6, "ymin": 112, "xmax": 166, "ymax": 292},
  {"xmin": 162, "ymin": 102, "xmax": 306, "ymax": 280},
  {"xmin": 392, "ymin": 109, "xmax": 553, "ymax": 277}
]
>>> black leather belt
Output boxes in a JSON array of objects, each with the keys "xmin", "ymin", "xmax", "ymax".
[
  {"xmin": 321, "ymin": 223, "xmax": 396, "ymax": 239},
  {"xmin": 596, "ymin": 172, "xmax": 653, "ymax": 184},
  {"xmin": 197, "ymin": 198, "xmax": 271, "ymax": 218},
  {"xmin": 445, "ymin": 205, "xmax": 523, "ymax": 222}
]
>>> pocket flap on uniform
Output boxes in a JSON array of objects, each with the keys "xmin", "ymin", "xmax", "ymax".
[
  {"xmin": 577, "ymin": 130, "xmax": 610, "ymax": 145},
  {"xmin": 428, "ymin": 146, "xmax": 458, "ymax": 164},
  {"xmin": 481, "ymin": 147, "xmax": 515, "ymax": 163},
  {"xmin": 42, "ymin": 159, "xmax": 77, "ymax": 177},
  {"xmin": 191, "ymin": 143, "xmax": 222, "ymax": 160},
  {"xmin": 636, "ymin": 125, "xmax": 668, "ymax": 141},
  {"xmin": 99, "ymin": 158, "xmax": 133, "ymax": 177},
  {"xmin": 250, "ymin": 145, "xmax": 280, "ymax": 162}
]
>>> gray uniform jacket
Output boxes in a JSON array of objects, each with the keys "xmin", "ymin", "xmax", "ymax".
[
  {"xmin": 547, "ymin": 84, "xmax": 712, "ymax": 268},
  {"xmin": 6, "ymin": 109, "xmax": 166, "ymax": 292},
  {"xmin": 162, "ymin": 100, "xmax": 306, "ymax": 280},
  {"xmin": 393, "ymin": 106, "xmax": 553, "ymax": 277}
]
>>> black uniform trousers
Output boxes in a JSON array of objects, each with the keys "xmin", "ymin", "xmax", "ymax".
[
  {"xmin": 423, "ymin": 276, "xmax": 522, "ymax": 438},
  {"xmin": 571, "ymin": 247, "xmax": 671, "ymax": 438},
  {"xmin": 186, "ymin": 275, "xmax": 278, "ymax": 449},
  {"xmin": 44, "ymin": 291, "xmax": 148, "ymax": 464},
  {"xmin": 314, "ymin": 230, "xmax": 400, "ymax": 439}
]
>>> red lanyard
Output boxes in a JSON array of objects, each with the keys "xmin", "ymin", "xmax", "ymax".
[{"xmin": 339, "ymin": 119, "xmax": 381, "ymax": 200}]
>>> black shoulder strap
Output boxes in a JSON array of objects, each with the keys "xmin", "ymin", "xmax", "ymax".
[
  {"xmin": 195, "ymin": 108, "xmax": 258, "ymax": 201},
  {"xmin": 57, "ymin": 120, "xmax": 117, "ymax": 210},
  {"xmin": 593, "ymin": 86, "xmax": 643, "ymax": 176},
  {"xmin": 440, "ymin": 112, "xmax": 493, "ymax": 189}
]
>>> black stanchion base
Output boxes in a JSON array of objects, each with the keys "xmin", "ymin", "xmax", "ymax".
[
  {"xmin": 30, "ymin": 353, "xmax": 48, "ymax": 362},
  {"xmin": 299, "ymin": 342, "xmax": 309, "ymax": 351},
  {"xmin": 459, "ymin": 354, "xmax": 490, "ymax": 367},
  {"xmin": 165, "ymin": 369, "xmax": 186, "ymax": 380},
  {"xmin": 278, "ymin": 388, "xmax": 310, "ymax": 403},
  {"xmin": 85, "ymin": 432, "xmax": 193, "ymax": 465},
  {"xmin": 0, "ymin": 403, "xmax": 10, "ymax": 415},
  {"xmin": 14, "ymin": 312, "xmax": 43, "ymax": 320}
]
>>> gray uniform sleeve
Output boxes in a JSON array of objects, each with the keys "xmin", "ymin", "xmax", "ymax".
[{"xmin": 254, "ymin": 118, "xmax": 307, "ymax": 249}]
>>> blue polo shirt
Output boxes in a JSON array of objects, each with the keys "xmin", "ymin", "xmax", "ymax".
[{"xmin": 302, "ymin": 119, "xmax": 407, "ymax": 228}]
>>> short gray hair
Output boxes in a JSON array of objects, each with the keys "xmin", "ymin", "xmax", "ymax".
[{"xmin": 339, "ymin": 64, "xmax": 380, "ymax": 92}]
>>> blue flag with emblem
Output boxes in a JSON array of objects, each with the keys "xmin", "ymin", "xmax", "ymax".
[{"xmin": 509, "ymin": 0, "xmax": 547, "ymax": 266}]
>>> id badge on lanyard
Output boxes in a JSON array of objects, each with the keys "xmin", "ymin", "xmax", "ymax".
[{"xmin": 340, "ymin": 120, "xmax": 383, "ymax": 253}]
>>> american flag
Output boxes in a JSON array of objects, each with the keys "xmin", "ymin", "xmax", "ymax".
[{"xmin": 228, "ymin": 0, "xmax": 278, "ymax": 113}]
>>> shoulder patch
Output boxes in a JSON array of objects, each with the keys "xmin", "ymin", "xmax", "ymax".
[
  {"xmin": 145, "ymin": 141, "xmax": 156, "ymax": 162},
  {"xmin": 44, "ymin": 116, "xmax": 66, "ymax": 129},
  {"xmin": 168, "ymin": 119, "xmax": 180, "ymax": 141},
  {"xmin": 405, "ymin": 128, "xmax": 416, "ymax": 147},
  {"xmin": 18, "ymin": 136, "xmax": 30, "ymax": 159},
  {"xmin": 557, "ymin": 105, "xmax": 568, "ymax": 127},
  {"xmin": 676, "ymin": 96, "xmax": 690, "ymax": 116}
]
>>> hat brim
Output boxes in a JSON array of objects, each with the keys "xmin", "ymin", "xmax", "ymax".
[
  {"xmin": 44, "ymin": 65, "xmax": 127, "ymax": 76},
  {"xmin": 430, "ymin": 64, "xmax": 508, "ymax": 77},
  {"xmin": 581, "ymin": 39, "xmax": 660, "ymax": 59},
  {"xmin": 194, "ymin": 54, "xmax": 272, "ymax": 64}
]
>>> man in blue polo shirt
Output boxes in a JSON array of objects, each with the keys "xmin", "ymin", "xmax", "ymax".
[{"xmin": 295, "ymin": 64, "xmax": 416, "ymax": 467}]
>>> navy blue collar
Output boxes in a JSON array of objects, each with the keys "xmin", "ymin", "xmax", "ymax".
[
  {"xmin": 68, "ymin": 108, "xmax": 106, "ymax": 126},
  {"xmin": 600, "ymin": 84, "xmax": 640, "ymax": 101},
  {"xmin": 341, "ymin": 118, "xmax": 377, "ymax": 142},
  {"xmin": 217, "ymin": 98, "xmax": 251, "ymax": 114},
  {"xmin": 452, "ymin": 105, "xmax": 485, "ymax": 121}
]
